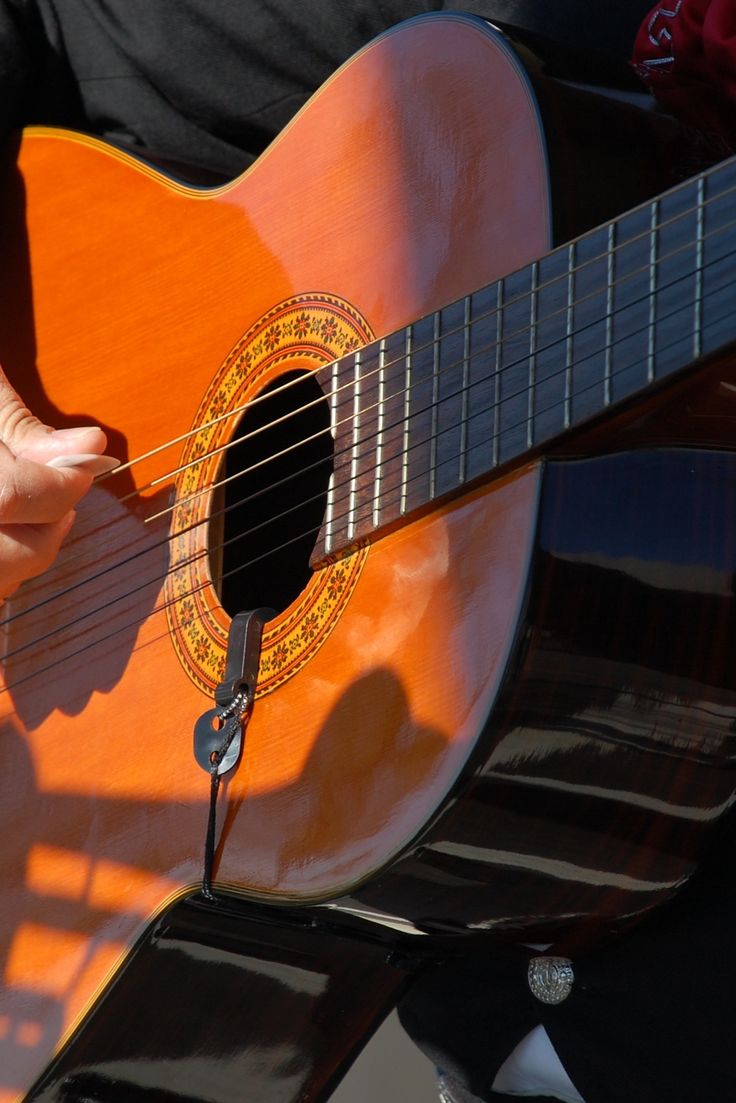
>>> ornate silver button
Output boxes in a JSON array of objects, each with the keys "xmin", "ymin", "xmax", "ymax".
[{"xmin": 527, "ymin": 956, "xmax": 574, "ymax": 1004}]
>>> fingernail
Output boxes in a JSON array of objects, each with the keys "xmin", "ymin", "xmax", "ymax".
[
  {"xmin": 47, "ymin": 454, "xmax": 121, "ymax": 476},
  {"xmin": 60, "ymin": 510, "xmax": 76, "ymax": 537},
  {"xmin": 50, "ymin": 426, "xmax": 104, "ymax": 442}
]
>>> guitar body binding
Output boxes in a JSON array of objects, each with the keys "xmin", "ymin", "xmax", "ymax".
[{"xmin": 0, "ymin": 12, "xmax": 734, "ymax": 1100}]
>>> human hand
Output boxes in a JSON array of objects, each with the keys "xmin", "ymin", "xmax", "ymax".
[{"xmin": 0, "ymin": 367, "xmax": 118, "ymax": 599}]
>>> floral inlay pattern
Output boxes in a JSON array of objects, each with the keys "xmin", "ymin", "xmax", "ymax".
[{"xmin": 164, "ymin": 294, "xmax": 373, "ymax": 697}]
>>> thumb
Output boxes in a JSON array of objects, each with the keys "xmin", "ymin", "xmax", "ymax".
[{"xmin": 0, "ymin": 365, "xmax": 108, "ymax": 462}]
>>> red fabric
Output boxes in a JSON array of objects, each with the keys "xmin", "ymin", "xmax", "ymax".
[{"xmin": 632, "ymin": 0, "xmax": 736, "ymax": 139}]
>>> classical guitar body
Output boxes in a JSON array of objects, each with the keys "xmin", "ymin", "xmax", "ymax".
[{"xmin": 2, "ymin": 12, "xmax": 736, "ymax": 1101}]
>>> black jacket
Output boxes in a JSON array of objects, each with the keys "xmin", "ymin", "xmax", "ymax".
[{"xmin": 1, "ymin": 0, "xmax": 652, "ymax": 177}]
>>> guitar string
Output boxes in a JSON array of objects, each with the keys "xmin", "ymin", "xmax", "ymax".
[
  {"xmin": 37, "ymin": 191, "xmax": 735, "ymax": 600},
  {"xmin": 5, "ymin": 171, "xmax": 734, "ymax": 625},
  {"xmin": 37, "ymin": 173, "xmax": 732, "ymax": 626},
  {"xmin": 3, "ymin": 290, "xmax": 733, "ymax": 693},
  {"xmin": 2, "ymin": 277, "xmax": 732, "ymax": 678},
  {"xmin": 6, "ymin": 232, "xmax": 733, "ymax": 638},
  {"xmin": 9, "ymin": 230, "xmax": 730, "ymax": 627},
  {"xmin": 3, "ymin": 283, "xmax": 732, "ymax": 698},
  {"xmin": 97, "ymin": 173, "xmax": 736, "ymax": 501},
  {"xmin": 142, "ymin": 203, "xmax": 736, "ymax": 528}
]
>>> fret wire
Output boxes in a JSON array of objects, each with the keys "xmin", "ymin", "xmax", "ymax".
[
  {"xmin": 347, "ymin": 347, "xmax": 361, "ymax": 540},
  {"xmin": 400, "ymin": 324, "xmax": 412, "ymax": 514},
  {"xmin": 206, "ymin": 267, "xmax": 736, "ymax": 561},
  {"xmin": 157, "ymin": 228, "xmax": 736, "ymax": 545},
  {"xmin": 317, "ymin": 285, "xmax": 736, "ymax": 558},
  {"xmin": 312, "ymin": 206, "xmax": 726, "ymax": 495},
  {"xmin": 326, "ymin": 285, "xmax": 736, "ymax": 535},
  {"xmin": 29, "ymin": 198, "xmax": 736, "ymax": 607},
  {"xmin": 13, "ymin": 282, "xmax": 736, "ymax": 657},
  {"xmin": 498, "ymin": 297, "xmax": 735, "ymax": 471},
  {"xmin": 372, "ymin": 338, "xmax": 386, "ymax": 528},
  {"xmin": 103, "ymin": 170, "xmax": 736, "ymax": 509},
  {"xmin": 459, "ymin": 295, "xmax": 471, "ymax": 484},
  {"xmin": 564, "ymin": 242, "xmax": 575, "ymax": 429},
  {"xmin": 527, "ymin": 261, "xmax": 538, "ymax": 448},
  {"xmin": 330, "ymin": 289, "xmax": 736, "ymax": 547},
  {"xmin": 320, "ymin": 257, "xmax": 735, "ymax": 533},
  {"xmin": 388, "ymin": 293, "xmax": 709, "ymax": 517},
  {"xmin": 11, "ymin": 274, "xmax": 736, "ymax": 690},
  {"xmin": 8, "ymin": 173, "xmax": 736, "ymax": 642},
  {"xmin": 647, "ymin": 198, "xmax": 659, "ymax": 382},
  {"xmin": 493, "ymin": 278, "xmax": 504, "ymax": 467},
  {"xmin": 429, "ymin": 310, "xmax": 441, "ymax": 499},
  {"xmin": 323, "ymin": 356, "xmax": 340, "ymax": 553},
  {"xmin": 478, "ymin": 174, "xmax": 736, "ymax": 378},
  {"xmin": 150, "ymin": 193, "xmax": 736, "ymax": 523},
  {"xmin": 604, "ymin": 223, "xmax": 615, "ymax": 406},
  {"xmin": 251, "ymin": 279, "xmax": 736, "ymax": 564},
  {"xmin": 0, "ymin": 279, "xmax": 686, "ymax": 677},
  {"xmin": 137, "ymin": 187, "xmax": 736, "ymax": 542},
  {"xmin": 164, "ymin": 222, "xmax": 732, "ymax": 547},
  {"xmin": 352, "ymin": 175, "xmax": 735, "ymax": 447},
  {"xmin": 433, "ymin": 207, "xmax": 736, "ymax": 420},
  {"xmin": 694, "ymin": 176, "xmax": 705, "ymax": 360}
]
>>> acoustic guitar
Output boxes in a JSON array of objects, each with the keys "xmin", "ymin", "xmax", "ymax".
[{"xmin": 2, "ymin": 11, "xmax": 736, "ymax": 1101}]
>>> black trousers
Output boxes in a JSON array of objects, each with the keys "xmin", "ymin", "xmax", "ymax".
[{"xmin": 399, "ymin": 808, "xmax": 736, "ymax": 1103}]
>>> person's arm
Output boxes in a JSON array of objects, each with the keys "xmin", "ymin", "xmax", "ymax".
[
  {"xmin": 0, "ymin": 367, "xmax": 116, "ymax": 598},
  {"xmin": 0, "ymin": 8, "xmax": 118, "ymax": 596}
]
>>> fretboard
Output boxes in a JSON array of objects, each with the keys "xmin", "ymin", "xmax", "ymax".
[{"xmin": 314, "ymin": 153, "xmax": 736, "ymax": 561}]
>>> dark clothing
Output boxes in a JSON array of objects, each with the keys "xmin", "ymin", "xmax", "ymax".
[
  {"xmin": 401, "ymin": 811, "xmax": 736, "ymax": 1102},
  {"xmin": 6, "ymin": 3, "xmax": 724, "ymax": 1102},
  {"xmin": 2, "ymin": 0, "xmax": 653, "ymax": 177}
]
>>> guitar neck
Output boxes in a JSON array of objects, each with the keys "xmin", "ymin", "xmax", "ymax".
[{"xmin": 315, "ymin": 152, "xmax": 736, "ymax": 560}]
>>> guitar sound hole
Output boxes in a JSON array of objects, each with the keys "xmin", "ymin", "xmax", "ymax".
[{"xmin": 212, "ymin": 371, "xmax": 333, "ymax": 615}]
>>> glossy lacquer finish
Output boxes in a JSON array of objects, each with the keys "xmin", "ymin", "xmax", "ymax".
[
  {"xmin": 23, "ymin": 444, "xmax": 736, "ymax": 1102},
  {"xmin": 340, "ymin": 447, "xmax": 736, "ymax": 943},
  {"xmin": 24, "ymin": 894, "xmax": 411, "ymax": 1103},
  {"xmin": 0, "ymin": 16, "xmax": 562, "ymax": 1096},
  {"xmin": 0, "ymin": 11, "xmax": 731, "ymax": 1100}
]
